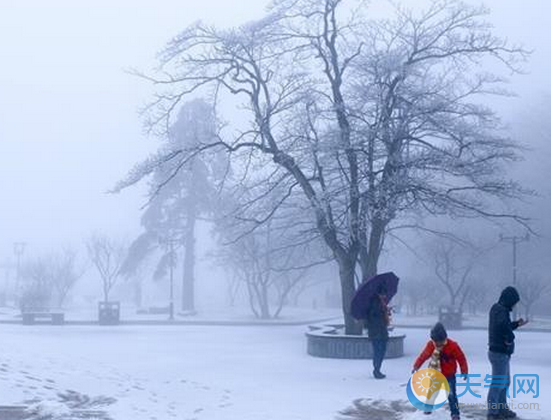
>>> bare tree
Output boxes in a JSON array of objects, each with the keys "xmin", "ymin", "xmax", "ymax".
[
  {"xmin": 462, "ymin": 275, "xmax": 490, "ymax": 315},
  {"xmin": 402, "ymin": 277, "xmax": 430, "ymax": 316},
  {"xmin": 217, "ymin": 205, "xmax": 329, "ymax": 319},
  {"xmin": 226, "ymin": 273, "xmax": 242, "ymax": 307},
  {"xmin": 286, "ymin": 266, "xmax": 332, "ymax": 308},
  {"xmin": 429, "ymin": 239, "xmax": 481, "ymax": 310},
  {"xmin": 220, "ymin": 232, "xmax": 274, "ymax": 319},
  {"xmin": 19, "ymin": 258, "xmax": 54, "ymax": 312},
  {"xmin": 19, "ymin": 248, "xmax": 85, "ymax": 310},
  {"xmin": 517, "ymin": 275, "xmax": 549, "ymax": 319},
  {"xmin": 87, "ymin": 235, "xmax": 127, "ymax": 302},
  {"xmin": 51, "ymin": 247, "xmax": 86, "ymax": 308},
  {"xmin": 121, "ymin": 0, "xmax": 528, "ymax": 333}
]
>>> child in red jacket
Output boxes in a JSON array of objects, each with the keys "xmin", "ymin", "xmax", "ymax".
[{"xmin": 412, "ymin": 322, "xmax": 468, "ymax": 420}]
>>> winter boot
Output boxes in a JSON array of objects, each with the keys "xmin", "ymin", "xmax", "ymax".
[
  {"xmin": 373, "ymin": 370, "xmax": 386, "ymax": 379},
  {"xmin": 501, "ymin": 410, "xmax": 517, "ymax": 418}
]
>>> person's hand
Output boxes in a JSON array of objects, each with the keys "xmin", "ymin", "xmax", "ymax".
[
  {"xmin": 459, "ymin": 373, "xmax": 468, "ymax": 381},
  {"xmin": 517, "ymin": 318, "xmax": 529, "ymax": 327},
  {"xmin": 411, "ymin": 368, "xmax": 418, "ymax": 374}
]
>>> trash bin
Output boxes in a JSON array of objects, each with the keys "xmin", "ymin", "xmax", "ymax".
[
  {"xmin": 98, "ymin": 301, "xmax": 120, "ymax": 325},
  {"xmin": 438, "ymin": 306, "xmax": 462, "ymax": 330}
]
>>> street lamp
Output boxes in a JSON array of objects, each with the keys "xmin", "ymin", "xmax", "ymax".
[
  {"xmin": 499, "ymin": 233, "xmax": 529, "ymax": 318},
  {"xmin": 13, "ymin": 242, "xmax": 26, "ymax": 297},
  {"xmin": 159, "ymin": 236, "xmax": 178, "ymax": 321}
]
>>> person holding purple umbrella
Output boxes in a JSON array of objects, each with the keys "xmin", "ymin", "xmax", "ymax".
[
  {"xmin": 365, "ymin": 283, "xmax": 391, "ymax": 379},
  {"xmin": 351, "ymin": 272, "xmax": 399, "ymax": 378}
]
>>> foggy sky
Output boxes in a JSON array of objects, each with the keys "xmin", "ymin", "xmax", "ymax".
[
  {"xmin": 0, "ymin": 1, "xmax": 268, "ymax": 257},
  {"xmin": 0, "ymin": 0, "xmax": 549, "ymax": 260}
]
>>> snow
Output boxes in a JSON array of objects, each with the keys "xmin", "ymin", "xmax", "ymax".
[
  {"xmin": 399, "ymin": 410, "xmax": 452, "ymax": 420},
  {"xmin": 26, "ymin": 400, "xmax": 71, "ymax": 419},
  {"xmin": 0, "ymin": 324, "xmax": 548, "ymax": 420}
]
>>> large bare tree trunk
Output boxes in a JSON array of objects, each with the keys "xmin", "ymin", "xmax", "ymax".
[
  {"xmin": 359, "ymin": 219, "xmax": 386, "ymax": 281},
  {"xmin": 338, "ymin": 256, "xmax": 362, "ymax": 335},
  {"xmin": 358, "ymin": 186, "xmax": 385, "ymax": 282}
]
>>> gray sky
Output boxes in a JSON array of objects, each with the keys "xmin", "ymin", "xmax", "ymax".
[
  {"xmin": 0, "ymin": 1, "xmax": 269, "ymax": 256},
  {"xmin": 0, "ymin": 0, "xmax": 549, "ymax": 258}
]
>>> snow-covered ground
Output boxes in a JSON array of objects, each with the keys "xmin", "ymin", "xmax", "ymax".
[{"xmin": 0, "ymin": 324, "xmax": 547, "ymax": 419}]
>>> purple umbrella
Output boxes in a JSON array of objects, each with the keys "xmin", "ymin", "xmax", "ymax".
[{"xmin": 351, "ymin": 272, "xmax": 400, "ymax": 320}]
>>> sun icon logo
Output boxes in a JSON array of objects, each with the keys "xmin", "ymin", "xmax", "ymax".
[
  {"xmin": 415, "ymin": 370, "xmax": 442, "ymax": 399},
  {"xmin": 406, "ymin": 368, "xmax": 450, "ymax": 412}
]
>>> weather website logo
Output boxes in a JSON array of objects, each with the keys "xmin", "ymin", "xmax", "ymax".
[{"xmin": 407, "ymin": 368, "xmax": 450, "ymax": 412}]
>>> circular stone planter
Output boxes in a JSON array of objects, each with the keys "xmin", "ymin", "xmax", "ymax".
[{"xmin": 306, "ymin": 324, "xmax": 405, "ymax": 359}]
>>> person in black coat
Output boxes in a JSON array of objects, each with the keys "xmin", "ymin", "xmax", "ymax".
[
  {"xmin": 487, "ymin": 286, "xmax": 528, "ymax": 420},
  {"xmin": 365, "ymin": 285, "xmax": 390, "ymax": 379}
]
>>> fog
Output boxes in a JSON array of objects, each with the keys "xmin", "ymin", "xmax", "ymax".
[
  {"xmin": 1, "ymin": 1, "xmax": 550, "ymax": 247},
  {"xmin": 0, "ymin": 1, "xmax": 550, "ymax": 418},
  {"xmin": 0, "ymin": 1, "xmax": 268, "ymax": 252},
  {"xmin": 1, "ymin": 0, "xmax": 550, "ymax": 325}
]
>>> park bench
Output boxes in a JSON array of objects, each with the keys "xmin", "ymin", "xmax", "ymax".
[
  {"xmin": 136, "ymin": 305, "xmax": 170, "ymax": 315},
  {"xmin": 21, "ymin": 312, "xmax": 65, "ymax": 325}
]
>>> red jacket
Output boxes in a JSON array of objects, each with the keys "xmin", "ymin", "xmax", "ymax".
[{"xmin": 413, "ymin": 339, "xmax": 468, "ymax": 379}]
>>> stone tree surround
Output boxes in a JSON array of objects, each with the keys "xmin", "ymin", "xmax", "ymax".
[{"xmin": 306, "ymin": 324, "xmax": 405, "ymax": 359}]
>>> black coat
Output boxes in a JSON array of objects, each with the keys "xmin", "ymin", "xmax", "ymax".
[
  {"xmin": 488, "ymin": 287, "xmax": 520, "ymax": 355},
  {"xmin": 365, "ymin": 297, "xmax": 389, "ymax": 340}
]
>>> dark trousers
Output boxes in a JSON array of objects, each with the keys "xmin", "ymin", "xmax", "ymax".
[
  {"xmin": 487, "ymin": 351, "xmax": 511, "ymax": 415},
  {"xmin": 371, "ymin": 339, "xmax": 387, "ymax": 372},
  {"xmin": 447, "ymin": 376, "xmax": 460, "ymax": 416}
]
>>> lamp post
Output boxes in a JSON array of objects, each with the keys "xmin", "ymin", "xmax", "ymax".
[
  {"xmin": 168, "ymin": 239, "xmax": 175, "ymax": 321},
  {"xmin": 13, "ymin": 242, "xmax": 26, "ymax": 298},
  {"xmin": 159, "ymin": 236, "xmax": 177, "ymax": 321},
  {"xmin": 499, "ymin": 233, "xmax": 529, "ymax": 318}
]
